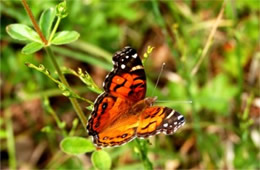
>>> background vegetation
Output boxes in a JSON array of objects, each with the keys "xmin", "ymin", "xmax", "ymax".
[{"xmin": 1, "ymin": 0, "xmax": 259, "ymax": 169}]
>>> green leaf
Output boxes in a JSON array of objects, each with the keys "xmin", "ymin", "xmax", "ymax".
[
  {"xmin": 21, "ymin": 42, "xmax": 43, "ymax": 54},
  {"xmin": 39, "ymin": 8, "xmax": 56, "ymax": 39},
  {"xmin": 6, "ymin": 24, "xmax": 41, "ymax": 43},
  {"xmin": 60, "ymin": 136, "xmax": 95, "ymax": 155},
  {"xmin": 51, "ymin": 31, "xmax": 80, "ymax": 45},
  {"xmin": 91, "ymin": 150, "xmax": 112, "ymax": 170}
]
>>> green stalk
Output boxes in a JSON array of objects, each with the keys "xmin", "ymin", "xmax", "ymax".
[
  {"xmin": 44, "ymin": 97, "xmax": 67, "ymax": 137},
  {"xmin": 5, "ymin": 110, "xmax": 16, "ymax": 170},
  {"xmin": 48, "ymin": 17, "xmax": 61, "ymax": 42},
  {"xmin": 135, "ymin": 139, "xmax": 153, "ymax": 170},
  {"xmin": 45, "ymin": 47, "xmax": 87, "ymax": 126}
]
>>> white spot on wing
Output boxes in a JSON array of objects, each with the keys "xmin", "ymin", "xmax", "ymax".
[
  {"xmin": 163, "ymin": 123, "xmax": 168, "ymax": 128},
  {"xmin": 130, "ymin": 65, "xmax": 143, "ymax": 71},
  {"xmin": 126, "ymin": 56, "xmax": 129, "ymax": 59},
  {"xmin": 121, "ymin": 64, "xmax": 126, "ymax": 69},
  {"xmin": 132, "ymin": 54, "xmax": 137, "ymax": 58},
  {"xmin": 178, "ymin": 115, "xmax": 184, "ymax": 120}
]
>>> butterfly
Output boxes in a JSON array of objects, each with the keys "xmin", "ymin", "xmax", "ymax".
[{"xmin": 87, "ymin": 46, "xmax": 185, "ymax": 148}]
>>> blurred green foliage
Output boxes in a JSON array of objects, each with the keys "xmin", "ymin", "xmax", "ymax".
[{"xmin": 1, "ymin": 0, "xmax": 259, "ymax": 169}]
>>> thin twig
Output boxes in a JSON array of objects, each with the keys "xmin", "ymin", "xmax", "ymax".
[
  {"xmin": 21, "ymin": 0, "xmax": 48, "ymax": 45},
  {"xmin": 45, "ymin": 47, "xmax": 87, "ymax": 126},
  {"xmin": 191, "ymin": 0, "xmax": 226, "ymax": 76}
]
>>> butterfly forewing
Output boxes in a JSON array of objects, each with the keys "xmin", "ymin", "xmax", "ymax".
[{"xmin": 103, "ymin": 47, "xmax": 146, "ymax": 102}]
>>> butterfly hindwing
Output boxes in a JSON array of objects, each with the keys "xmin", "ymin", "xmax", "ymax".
[
  {"xmin": 92, "ymin": 111, "xmax": 139, "ymax": 147},
  {"xmin": 137, "ymin": 107, "xmax": 185, "ymax": 138}
]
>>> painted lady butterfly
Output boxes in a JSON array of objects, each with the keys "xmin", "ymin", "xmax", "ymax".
[{"xmin": 87, "ymin": 46, "xmax": 185, "ymax": 147}]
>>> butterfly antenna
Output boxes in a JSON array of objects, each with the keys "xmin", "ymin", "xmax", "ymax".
[
  {"xmin": 156, "ymin": 100, "xmax": 193, "ymax": 104},
  {"xmin": 151, "ymin": 62, "xmax": 166, "ymax": 97}
]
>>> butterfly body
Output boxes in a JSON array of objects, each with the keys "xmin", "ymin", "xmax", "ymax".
[{"xmin": 87, "ymin": 47, "xmax": 185, "ymax": 148}]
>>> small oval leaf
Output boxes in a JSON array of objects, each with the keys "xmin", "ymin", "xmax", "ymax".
[
  {"xmin": 22, "ymin": 42, "xmax": 44, "ymax": 54},
  {"xmin": 60, "ymin": 136, "xmax": 95, "ymax": 155},
  {"xmin": 6, "ymin": 24, "xmax": 41, "ymax": 42},
  {"xmin": 91, "ymin": 150, "xmax": 112, "ymax": 170},
  {"xmin": 39, "ymin": 8, "xmax": 56, "ymax": 39},
  {"xmin": 51, "ymin": 31, "xmax": 80, "ymax": 45}
]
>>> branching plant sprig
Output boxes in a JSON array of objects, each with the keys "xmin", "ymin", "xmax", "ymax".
[
  {"xmin": 61, "ymin": 67, "xmax": 103, "ymax": 94},
  {"xmin": 6, "ymin": 0, "xmax": 88, "ymax": 127},
  {"xmin": 26, "ymin": 63, "xmax": 93, "ymax": 105}
]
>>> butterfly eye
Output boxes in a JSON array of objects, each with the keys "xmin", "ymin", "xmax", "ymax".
[{"xmin": 102, "ymin": 103, "xmax": 108, "ymax": 109}]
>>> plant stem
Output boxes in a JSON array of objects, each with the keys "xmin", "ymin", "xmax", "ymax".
[
  {"xmin": 191, "ymin": 0, "xmax": 226, "ymax": 76},
  {"xmin": 135, "ymin": 139, "xmax": 153, "ymax": 170},
  {"xmin": 44, "ymin": 97, "xmax": 67, "ymax": 137},
  {"xmin": 5, "ymin": 109, "xmax": 16, "ymax": 170},
  {"xmin": 48, "ymin": 17, "xmax": 61, "ymax": 42},
  {"xmin": 45, "ymin": 47, "xmax": 87, "ymax": 126},
  {"xmin": 21, "ymin": 0, "xmax": 48, "ymax": 45}
]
